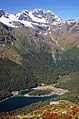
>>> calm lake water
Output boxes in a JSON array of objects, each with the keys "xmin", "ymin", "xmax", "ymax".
[{"xmin": 0, "ymin": 94, "xmax": 58, "ymax": 112}]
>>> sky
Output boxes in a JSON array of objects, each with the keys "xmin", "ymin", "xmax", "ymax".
[{"xmin": 0, "ymin": 0, "xmax": 79, "ymax": 21}]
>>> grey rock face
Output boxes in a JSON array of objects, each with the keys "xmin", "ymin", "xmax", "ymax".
[
  {"xmin": 0, "ymin": 22, "xmax": 16, "ymax": 44},
  {"xmin": 18, "ymin": 12, "xmax": 32, "ymax": 21}
]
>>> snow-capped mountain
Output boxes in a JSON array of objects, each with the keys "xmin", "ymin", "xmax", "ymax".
[
  {"xmin": 0, "ymin": 9, "xmax": 63, "ymax": 34},
  {"xmin": 0, "ymin": 8, "xmax": 79, "ymax": 39}
]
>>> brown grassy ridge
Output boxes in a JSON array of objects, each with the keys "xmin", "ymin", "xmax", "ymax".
[{"xmin": 0, "ymin": 44, "xmax": 22, "ymax": 64}]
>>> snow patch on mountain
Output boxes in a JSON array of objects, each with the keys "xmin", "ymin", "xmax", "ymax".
[
  {"xmin": 21, "ymin": 20, "xmax": 34, "ymax": 28},
  {"xmin": 29, "ymin": 11, "xmax": 46, "ymax": 23},
  {"xmin": 0, "ymin": 16, "xmax": 14, "ymax": 27}
]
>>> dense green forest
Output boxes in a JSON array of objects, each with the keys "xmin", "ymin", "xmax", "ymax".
[
  {"xmin": 0, "ymin": 58, "xmax": 38, "ymax": 100},
  {"xmin": 55, "ymin": 71, "xmax": 79, "ymax": 103},
  {"xmin": 0, "ymin": 46, "xmax": 79, "ymax": 101},
  {"xmin": 28, "ymin": 89, "xmax": 51, "ymax": 96}
]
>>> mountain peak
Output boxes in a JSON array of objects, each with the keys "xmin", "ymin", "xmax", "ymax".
[
  {"xmin": 0, "ymin": 9, "xmax": 5, "ymax": 17},
  {"xmin": 33, "ymin": 9, "xmax": 45, "ymax": 13},
  {"xmin": 66, "ymin": 19, "xmax": 76, "ymax": 24},
  {"xmin": 46, "ymin": 10, "xmax": 54, "ymax": 15}
]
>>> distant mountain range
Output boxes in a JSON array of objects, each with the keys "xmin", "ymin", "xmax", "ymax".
[
  {"xmin": 0, "ymin": 9, "xmax": 78, "ymax": 35},
  {"xmin": 0, "ymin": 9, "xmax": 62, "ymax": 32},
  {"xmin": 0, "ymin": 9, "xmax": 79, "ymax": 48}
]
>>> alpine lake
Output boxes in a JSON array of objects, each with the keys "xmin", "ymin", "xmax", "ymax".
[{"xmin": 0, "ymin": 89, "xmax": 58, "ymax": 112}]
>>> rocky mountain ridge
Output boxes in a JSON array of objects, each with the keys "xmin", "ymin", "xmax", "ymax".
[
  {"xmin": 0, "ymin": 9, "xmax": 79, "ymax": 39},
  {"xmin": 0, "ymin": 9, "xmax": 68, "ymax": 33}
]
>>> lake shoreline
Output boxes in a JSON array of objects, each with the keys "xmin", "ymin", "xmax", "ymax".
[
  {"xmin": 28, "ymin": 85, "xmax": 68, "ymax": 97},
  {"xmin": 0, "ymin": 85, "xmax": 69, "ymax": 113},
  {"xmin": 0, "ymin": 85, "xmax": 68, "ymax": 102}
]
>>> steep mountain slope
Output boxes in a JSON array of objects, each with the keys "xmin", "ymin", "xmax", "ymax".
[
  {"xmin": 0, "ymin": 22, "xmax": 63, "ymax": 100},
  {"xmin": 0, "ymin": 22, "xmax": 22, "ymax": 64},
  {"xmin": 58, "ymin": 20, "xmax": 79, "ymax": 48}
]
